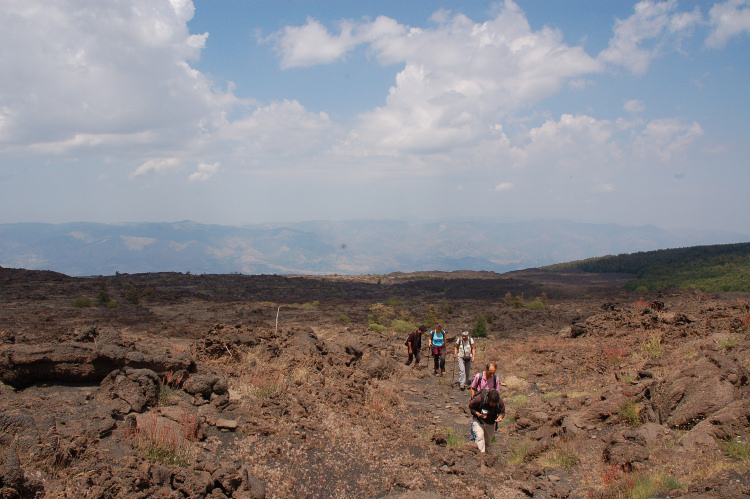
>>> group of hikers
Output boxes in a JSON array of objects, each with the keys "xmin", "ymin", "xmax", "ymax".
[{"xmin": 404, "ymin": 324, "xmax": 505, "ymax": 454}]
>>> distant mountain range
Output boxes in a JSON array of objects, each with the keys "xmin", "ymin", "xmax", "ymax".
[{"xmin": 0, "ymin": 219, "xmax": 747, "ymax": 276}]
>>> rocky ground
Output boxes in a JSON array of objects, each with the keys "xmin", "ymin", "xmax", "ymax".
[{"xmin": 1, "ymin": 266, "xmax": 750, "ymax": 498}]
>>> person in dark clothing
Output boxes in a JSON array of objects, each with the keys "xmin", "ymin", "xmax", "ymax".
[
  {"xmin": 405, "ymin": 325, "xmax": 427, "ymax": 366},
  {"xmin": 468, "ymin": 389, "xmax": 505, "ymax": 453}
]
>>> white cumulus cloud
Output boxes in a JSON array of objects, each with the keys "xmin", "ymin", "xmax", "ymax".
[
  {"xmin": 132, "ymin": 158, "xmax": 181, "ymax": 178},
  {"xmin": 633, "ymin": 119, "xmax": 704, "ymax": 161},
  {"xmin": 188, "ymin": 162, "xmax": 220, "ymax": 182},
  {"xmin": 0, "ymin": 0, "xmax": 230, "ymax": 155},
  {"xmin": 281, "ymin": 0, "xmax": 604, "ymax": 155},
  {"xmin": 598, "ymin": 0, "xmax": 701, "ymax": 74},
  {"xmin": 706, "ymin": 0, "xmax": 750, "ymax": 48}
]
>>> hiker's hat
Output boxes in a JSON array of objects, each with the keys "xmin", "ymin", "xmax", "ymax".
[{"xmin": 462, "ymin": 330, "xmax": 469, "ymax": 336}]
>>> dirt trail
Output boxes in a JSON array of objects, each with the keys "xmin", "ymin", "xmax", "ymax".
[{"xmin": 397, "ymin": 356, "xmax": 479, "ymax": 445}]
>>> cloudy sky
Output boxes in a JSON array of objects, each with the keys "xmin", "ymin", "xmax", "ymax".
[{"xmin": 1, "ymin": 0, "xmax": 749, "ymax": 233}]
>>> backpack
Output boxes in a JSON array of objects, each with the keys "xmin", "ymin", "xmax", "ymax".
[
  {"xmin": 473, "ymin": 373, "xmax": 498, "ymax": 393},
  {"xmin": 479, "ymin": 389, "xmax": 500, "ymax": 430}
]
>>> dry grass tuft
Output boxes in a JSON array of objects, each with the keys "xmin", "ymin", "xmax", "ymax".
[
  {"xmin": 128, "ymin": 412, "xmax": 194, "ymax": 467},
  {"xmin": 364, "ymin": 383, "xmax": 402, "ymax": 420}
]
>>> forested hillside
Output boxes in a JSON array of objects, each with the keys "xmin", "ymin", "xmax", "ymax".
[{"xmin": 545, "ymin": 242, "xmax": 750, "ymax": 292}]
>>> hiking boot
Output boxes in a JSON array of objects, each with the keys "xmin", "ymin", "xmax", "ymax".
[{"xmin": 434, "ymin": 370, "xmax": 439, "ymax": 375}]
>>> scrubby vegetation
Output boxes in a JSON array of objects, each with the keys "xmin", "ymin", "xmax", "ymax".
[{"xmin": 545, "ymin": 242, "xmax": 750, "ymax": 292}]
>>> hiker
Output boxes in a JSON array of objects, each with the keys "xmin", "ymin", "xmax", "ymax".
[
  {"xmin": 428, "ymin": 324, "xmax": 447, "ymax": 376},
  {"xmin": 470, "ymin": 363, "xmax": 500, "ymax": 398},
  {"xmin": 454, "ymin": 330, "xmax": 475, "ymax": 390},
  {"xmin": 468, "ymin": 388, "xmax": 505, "ymax": 453},
  {"xmin": 405, "ymin": 325, "xmax": 427, "ymax": 366}
]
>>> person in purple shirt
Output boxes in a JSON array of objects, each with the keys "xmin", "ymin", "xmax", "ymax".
[{"xmin": 470, "ymin": 363, "xmax": 500, "ymax": 398}]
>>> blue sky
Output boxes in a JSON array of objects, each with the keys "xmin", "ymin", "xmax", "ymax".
[{"xmin": 1, "ymin": 0, "xmax": 749, "ymax": 234}]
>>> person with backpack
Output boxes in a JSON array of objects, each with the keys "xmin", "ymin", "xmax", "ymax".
[
  {"xmin": 470, "ymin": 363, "xmax": 499, "ymax": 398},
  {"xmin": 468, "ymin": 388, "xmax": 505, "ymax": 453},
  {"xmin": 454, "ymin": 330, "xmax": 475, "ymax": 390},
  {"xmin": 404, "ymin": 325, "xmax": 427, "ymax": 366},
  {"xmin": 428, "ymin": 324, "xmax": 447, "ymax": 376}
]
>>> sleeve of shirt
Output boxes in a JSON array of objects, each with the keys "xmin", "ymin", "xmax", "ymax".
[{"xmin": 468, "ymin": 394, "xmax": 481, "ymax": 412}]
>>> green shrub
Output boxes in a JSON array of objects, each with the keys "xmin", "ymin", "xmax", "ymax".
[
  {"xmin": 391, "ymin": 319, "xmax": 415, "ymax": 335},
  {"xmin": 716, "ymin": 335, "xmax": 739, "ymax": 350},
  {"xmin": 72, "ymin": 297, "xmax": 93, "ymax": 308},
  {"xmin": 97, "ymin": 279, "xmax": 110, "ymax": 306},
  {"xmin": 423, "ymin": 305, "xmax": 440, "ymax": 329},
  {"xmin": 106, "ymin": 300, "xmax": 118, "ymax": 309},
  {"xmin": 643, "ymin": 335, "xmax": 663, "ymax": 359},
  {"xmin": 619, "ymin": 401, "xmax": 642, "ymax": 426},
  {"xmin": 368, "ymin": 303, "xmax": 395, "ymax": 325},
  {"xmin": 510, "ymin": 394, "xmax": 530, "ymax": 406},
  {"xmin": 125, "ymin": 285, "xmax": 139, "ymax": 305},
  {"xmin": 384, "ymin": 296, "xmax": 403, "ymax": 307},
  {"xmin": 471, "ymin": 315, "xmax": 488, "ymax": 338},
  {"xmin": 369, "ymin": 323, "xmax": 387, "ymax": 333},
  {"xmin": 336, "ymin": 313, "xmax": 350, "ymax": 325},
  {"xmin": 445, "ymin": 427, "xmax": 464, "ymax": 448},
  {"xmin": 509, "ymin": 294, "xmax": 525, "ymax": 309},
  {"xmin": 721, "ymin": 436, "xmax": 750, "ymax": 461},
  {"xmin": 507, "ymin": 439, "xmax": 531, "ymax": 464},
  {"xmin": 159, "ymin": 385, "xmax": 175, "ymax": 406},
  {"xmin": 539, "ymin": 444, "xmax": 579, "ymax": 471},
  {"xmin": 526, "ymin": 299, "xmax": 545, "ymax": 310}
]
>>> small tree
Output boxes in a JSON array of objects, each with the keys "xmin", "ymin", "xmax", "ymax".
[
  {"xmin": 97, "ymin": 279, "xmax": 110, "ymax": 306},
  {"xmin": 423, "ymin": 305, "xmax": 440, "ymax": 329},
  {"xmin": 510, "ymin": 294, "xmax": 525, "ymax": 309},
  {"xmin": 503, "ymin": 292, "xmax": 513, "ymax": 307},
  {"xmin": 126, "ymin": 284, "xmax": 139, "ymax": 305},
  {"xmin": 472, "ymin": 315, "xmax": 488, "ymax": 338}
]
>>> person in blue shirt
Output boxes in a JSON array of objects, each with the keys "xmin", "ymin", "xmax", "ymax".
[{"xmin": 428, "ymin": 324, "xmax": 447, "ymax": 376}]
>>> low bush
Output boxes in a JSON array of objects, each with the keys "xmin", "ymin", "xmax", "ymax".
[
  {"xmin": 444, "ymin": 427, "xmax": 464, "ymax": 448},
  {"xmin": 507, "ymin": 438, "xmax": 531, "ymax": 465},
  {"xmin": 391, "ymin": 319, "xmax": 415, "ymax": 335},
  {"xmin": 715, "ymin": 335, "xmax": 739, "ymax": 350},
  {"xmin": 72, "ymin": 297, "xmax": 93, "ymax": 308},
  {"xmin": 368, "ymin": 323, "xmax": 387, "ymax": 333},
  {"xmin": 643, "ymin": 335, "xmax": 663, "ymax": 359},
  {"xmin": 368, "ymin": 303, "xmax": 395, "ymax": 325},
  {"xmin": 125, "ymin": 284, "xmax": 139, "ymax": 305},
  {"xmin": 336, "ymin": 313, "xmax": 350, "ymax": 324},
  {"xmin": 539, "ymin": 442, "xmax": 579, "ymax": 471},
  {"xmin": 619, "ymin": 401, "xmax": 642, "ymax": 426},
  {"xmin": 526, "ymin": 299, "xmax": 545, "ymax": 310},
  {"xmin": 720, "ymin": 436, "xmax": 750, "ymax": 461}
]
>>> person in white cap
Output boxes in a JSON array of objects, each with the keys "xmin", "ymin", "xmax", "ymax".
[{"xmin": 454, "ymin": 330, "xmax": 475, "ymax": 390}]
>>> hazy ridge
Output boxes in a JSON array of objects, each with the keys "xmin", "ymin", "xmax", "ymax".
[{"xmin": 0, "ymin": 219, "xmax": 747, "ymax": 276}]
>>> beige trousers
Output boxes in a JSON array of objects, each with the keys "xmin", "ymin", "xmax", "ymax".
[{"xmin": 472, "ymin": 420, "xmax": 496, "ymax": 453}]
